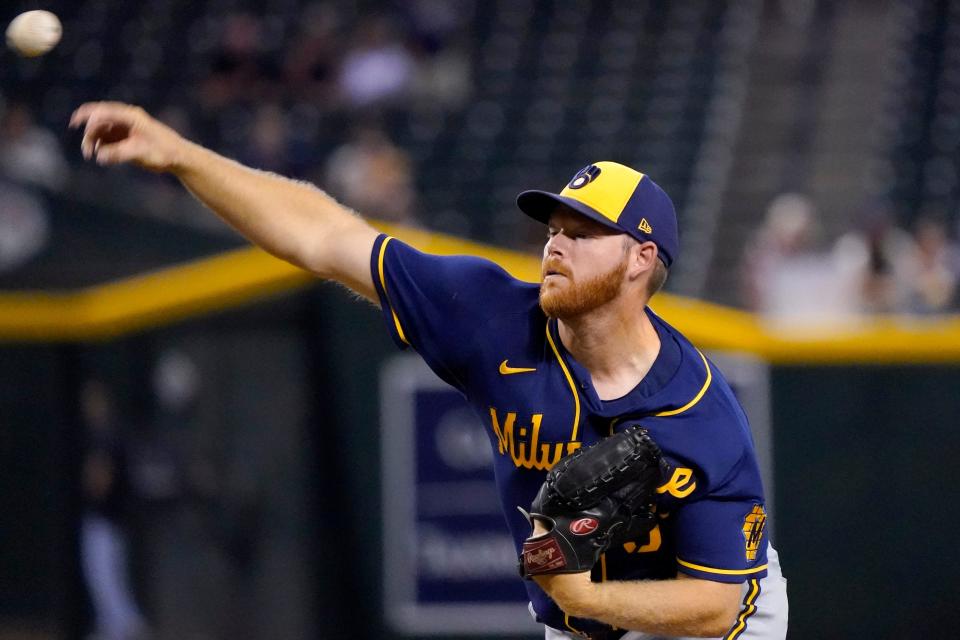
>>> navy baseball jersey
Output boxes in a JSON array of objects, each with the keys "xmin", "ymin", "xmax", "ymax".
[{"xmin": 371, "ymin": 235, "xmax": 781, "ymax": 637}]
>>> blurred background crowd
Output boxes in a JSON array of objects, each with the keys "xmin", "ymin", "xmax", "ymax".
[
  {"xmin": 3, "ymin": 0, "xmax": 959, "ymax": 315},
  {"xmin": 3, "ymin": 1, "xmax": 960, "ymax": 639}
]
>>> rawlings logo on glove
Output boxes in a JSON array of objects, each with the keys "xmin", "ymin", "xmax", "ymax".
[
  {"xmin": 518, "ymin": 424, "xmax": 666, "ymax": 577},
  {"xmin": 523, "ymin": 538, "xmax": 566, "ymax": 573}
]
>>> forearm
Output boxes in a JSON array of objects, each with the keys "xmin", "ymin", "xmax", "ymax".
[
  {"xmin": 71, "ymin": 101, "xmax": 382, "ymax": 298},
  {"xmin": 173, "ymin": 142, "xmax": 376, "ymax": 279},
  {"xmin": 539, "ymin": 574, "xmax": 739, "ymax": 638}
]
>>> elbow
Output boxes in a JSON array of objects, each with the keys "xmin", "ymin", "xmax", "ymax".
[
  {"xmin": 279, "ymin": 234, "xmax": 331, "ymax": 277},
  {"xmin": 252, "ymin": 234, "xmax": 314, "ymax": 273},
  {"xmin": 293, "ymin": 218, "xmax": 365, "ymax": 279},
  {"xmin": 678, "ymin": 576, "xmax": 742, "ymax": 637},
  {"xmin": 698, "ymin": 603, "xmax": 741, "ymax": 638}
]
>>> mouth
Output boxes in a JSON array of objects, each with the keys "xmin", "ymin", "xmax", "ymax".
[{"xmin": 542, "ymin": 260, "xmax": 570, "ymax": 281}]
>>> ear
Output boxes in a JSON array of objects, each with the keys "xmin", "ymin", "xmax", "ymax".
[{"xmin": 627, "ymin": 241, "xmax": 658, "ymax": 281}]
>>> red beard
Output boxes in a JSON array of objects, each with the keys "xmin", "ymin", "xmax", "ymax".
[{"xmin": 539, "ymin": 258, "xmax": 627, "ymax": 319}]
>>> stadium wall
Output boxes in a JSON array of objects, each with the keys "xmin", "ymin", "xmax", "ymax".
[{"xmin": 1, "ymin": 225, "xmax": 958, "ymax": 638}]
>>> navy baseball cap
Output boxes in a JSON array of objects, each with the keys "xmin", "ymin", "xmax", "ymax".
[{"xmin": 517, "ymin": 161, "xmax": 680, "ymax": 267}]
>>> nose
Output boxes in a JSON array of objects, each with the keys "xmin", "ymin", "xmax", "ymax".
[{"xmin": 545, "ymin": 229, "xmax": 568, "ymax": 257}]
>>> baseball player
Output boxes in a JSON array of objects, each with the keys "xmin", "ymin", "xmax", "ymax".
[{"xmin": 71, "ymin": 102, "xmax": 788, "ymax": 639}]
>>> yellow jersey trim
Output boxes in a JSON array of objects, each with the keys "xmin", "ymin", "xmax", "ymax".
[
  {"xmin": 725, "ymin": 579, "xmax": 761, "ymax": 640},
  {"xmin": 654, "ymin": 349, "xmax": 712, "ymax": 417},
  {"xmin": 677, "ymin": 558, "xmax": 768, "ymax": 576},
  {"xmin": 546, "ymin": 322, "xmax": 581, "ymax": 442},
  {"xmin": 377, "ymin": 237, "xmax": 409, "ymax": 346},
  {"xmin": 564, "ymin": 613, "xmax": 585, "ymax": 636},
  {"xmin": 607, "ymin": 417, "xmax": 621, "ymax": 437}
]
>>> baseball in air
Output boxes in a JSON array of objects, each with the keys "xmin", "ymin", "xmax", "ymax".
[{"xmin": 6, "ymin": 10, "xmax": 62, "ymax": 58}]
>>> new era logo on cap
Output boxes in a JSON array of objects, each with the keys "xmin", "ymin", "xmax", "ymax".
[{"xmin": 516, "ymin": 161, "xmax": 680, "ymax": 267}]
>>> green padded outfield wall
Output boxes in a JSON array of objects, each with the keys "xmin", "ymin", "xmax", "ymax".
[
  {"xmin": 771, "ymin": 365, "xmax": 960, "ymax": 638},
  {"xmin": 4, "ymin": 286, "xmax": 960, "ymax": 639}
]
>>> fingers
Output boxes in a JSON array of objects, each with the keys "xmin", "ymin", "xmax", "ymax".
[
  {"xmin": 80, "ymin": 118, "xmax": 115, "ymax": 160},
  {"xmin": 94, "ymin": 139, "xmax": 137, "ymax": 166},
  {"xmin": 69, "ymin": 101, "xmax": 138, "ymax": 130},
  {"xmin": 70, "ymin": 101, "xmax": 176, "ymax": 171},
  {"xmin": 71, "ymin": 102, "xmax": 152, "ymax": 166},
  {"xmin": 71, "ymin": 101, "xmax": 138, "ymax": 158}
]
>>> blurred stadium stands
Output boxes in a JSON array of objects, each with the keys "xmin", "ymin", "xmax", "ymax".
[
  {"xmin": 3, "ymin": 1, "xmax": 960, "ymax": 639},
  {"xmin": 3, "ymin": 0, "xmax": 959, "ymax": 307}
]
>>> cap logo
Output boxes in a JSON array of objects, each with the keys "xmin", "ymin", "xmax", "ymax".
[
  {"xmin": 638, "ymin": 218, "xmax": 652, "ymax": 234},
  {"xmin": 568, "ymin": 165, "xmax": 601, "ymax": 190}
]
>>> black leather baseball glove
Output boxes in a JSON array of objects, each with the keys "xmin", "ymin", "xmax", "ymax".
[{"xmin": 519, "ymin": 424, "xmax": 665, "ymax": 577}]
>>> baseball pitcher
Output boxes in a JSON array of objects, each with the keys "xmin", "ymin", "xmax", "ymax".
[{"xmin": 71, "ymin": 102, "xmax": 788, "ymax": 639}]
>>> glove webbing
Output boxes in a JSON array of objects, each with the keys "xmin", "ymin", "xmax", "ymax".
[{"xmin": 544, "ymin": 426, "xmax": 659, "ymax": 511}]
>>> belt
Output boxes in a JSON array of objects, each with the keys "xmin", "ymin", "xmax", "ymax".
[
  {"xmin": 545, "ymin": 622, "xmax": 627, "ymax": 640},
  {"xmin": 585, "ymin": 630, "xmax": 627, "ymax": 640}
]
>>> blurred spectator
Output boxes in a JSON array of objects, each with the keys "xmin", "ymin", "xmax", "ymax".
[
  {"xmin": 741, "ymin": 193, "xmax": 818, "ymax": 311},
  {"xmin": 79, "ymin": 380, "xmax": 149, "ymax": 640},
  {"xmin": 130, "ymin": 349, "xmax": 204, "ymax": 506},
  {"xmin": 240, "ymin": 103, "xmax": 292, "ymax": 173},
  {"xmin": 402, "ymin": 0, "xmax": 473, "ymax": 109},
  {"xmin": 238, "ymin": 103, "xmax": 316, "ymax": 177},
  {"xmin": 831, "ymin": 204, "xmax": 915, "ymax": 314},
  {"xmin": 323, "ymin": 124, "xmax": 417, "ymax": 224},
  {"xmin": 337, "ymin": 15, "xmax": 416, "ymax": 108},
  {"xmin": 153, "ymin": 349, "xmax": 202, "ymax": 418},
  {"xmin": 408, "ymin": 39, "xmax": 472, "ymax": 110},
  {"xmin": 131, "ymin": 349, "xmax": 218, "ymax": 638},
  {"xmin": 740, "ymin": 193, "xmax": 859, "ymax": 330},
  {"xmin": 0, "ymin": 181, "xmax": 50, "ymax": 272},
  {"xmin": 282, "ymin": 2, "xmax": 343, "ymax": 104},
  {"xmin": 197, "ymin": 13, "xmax": 272, "ymax": 114},
  {"xmin": 903, "ymin": 217, "xmax": 960, "ymax": 314},
  {"xmin": 0, "ymin": 102, "xmax": 69, "ymax": 191}
]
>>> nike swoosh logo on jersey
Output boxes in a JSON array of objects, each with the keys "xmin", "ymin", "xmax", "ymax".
[{"xmin": 499, "ymin": 360, "xmax": 536, "ymax": 375}]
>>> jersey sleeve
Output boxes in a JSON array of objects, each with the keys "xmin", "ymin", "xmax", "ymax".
[
  {"xmin": 641, "ymin": 379, "xmax": 770, "ymax": 583},
  {"xmin": 672, "ymin": 496, "xmax": 770, "ymax": 583},
  {"xmin": 369, "ymin": 234, "xmax": 517, "ymax": 390},
  {"xmin": 652, "ymin": 429, "xmax": 770, "ymax": 584}
]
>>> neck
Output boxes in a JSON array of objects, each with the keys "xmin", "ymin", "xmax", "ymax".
[{"xmin": 556, "ymin": 299, "xmax": 661, "ymax": 401}]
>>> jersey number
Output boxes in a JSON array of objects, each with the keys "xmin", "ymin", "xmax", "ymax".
[{"xmin": 623, "ymin": 524, "xmax": 661, "ymax": 553}]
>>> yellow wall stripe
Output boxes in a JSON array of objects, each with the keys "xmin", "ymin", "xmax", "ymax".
[
  {"xmin": 654, "ymin": 350, "xmax": 712, "ymax": 417},
  {"xmin": 0, "ymin": 246, "xmax": 314, "ymax": 341},
  {"xmin": 648, "ymin": 294, "xmax": 960, "ymax": 364},
  {"xmin": 725, "ymin": 578, "xmax": 761, "ymax": 640},
  {"xmin": 377, "ymin": 237, "xmax": 409, "ymax": 345},
  {"xmin": 2, "ymin": 219, "xmax": 960, "ymax": 363},
  {"xmin": 677, "ymin": 558, "xmax": 768, "ymax": 576},
  {"xmin": 546, "ymin": 322, "xmax": 581, "ymax": 442}
]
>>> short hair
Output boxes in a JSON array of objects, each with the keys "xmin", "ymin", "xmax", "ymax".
[{"xmin": 647, "ymin": 258, "xmax": 668, "ymax": 298}]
